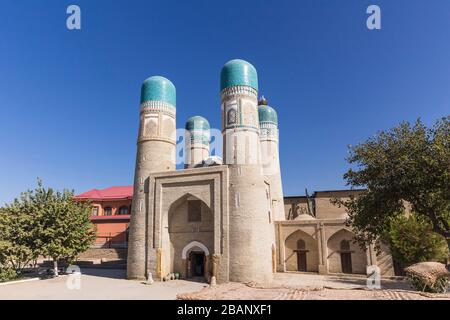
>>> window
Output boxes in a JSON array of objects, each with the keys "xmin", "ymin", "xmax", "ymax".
[
  {"xmin": 340, "ymin": 240, "xmax": 351, "ymax": 251},
  {"xmin": 227, "ymin": 108, "xmax": 237, "ymax": 125},
  {"xmin": 297, "ymin": 239, "xmax": 306, "ymax": 250},
  {"xmin": 118, "ymin": 206, "xmax": 129, "ymax": 215},
  {"xmin": 188, "ymin": 200, "xmax": 201, "ymax": 222},
  {"xmin": 104, "ymin": 207, "xmax": 112, "ymax": 216},
  {"xmin": 92, "ymin": 207, "xmax": 99, "ymax": 216}
]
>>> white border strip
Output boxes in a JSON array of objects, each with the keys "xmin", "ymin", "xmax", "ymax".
[{"xmin": 0, "ymin": 277, "xmax": 40, "ymax": 286}]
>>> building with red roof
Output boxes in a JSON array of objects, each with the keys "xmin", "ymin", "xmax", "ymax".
[{"xmin": 74, "ymin": 186, "xmax": 133, "ymax": 248}]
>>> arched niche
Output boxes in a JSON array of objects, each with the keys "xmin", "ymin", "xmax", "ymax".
[
  {"xmin": 327, "ymin": 229, "xmax": 367, "ymax": 274},
  {"xmin": 167, "ymin": 193, "xmax": 213, "ymax": 281},
  {"xmin": 284, "ymin": 229, "xmax": 319, "ymax": 272}
]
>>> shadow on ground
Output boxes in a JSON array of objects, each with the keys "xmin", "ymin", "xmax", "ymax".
[{"xmin": 78, "ymin": 268, "xmax": 126, "ymax": 280}]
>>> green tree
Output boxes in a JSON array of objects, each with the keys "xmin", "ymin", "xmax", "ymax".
[
  {"xmin": 383, "ymin": 215, "xmax": 448, "ymax": 266},
  {"xmin": 0, "ymin": 192, "xmax": 43, "ymax": 271},
  {"xmin": 0, "ymin": 179, "xmax": 96, "ymax": 276},
  {"xmin": 335, "ymin": 117, "xmax": 450, "ymax": 264},
  {"xmin": 34, "ymin": 181, "xmax": 96, "ymax": 276}
]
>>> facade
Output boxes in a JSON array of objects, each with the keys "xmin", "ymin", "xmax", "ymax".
[
  {"xmin": 74, "ymin": 186, "xmax": 132, "ymax": 248},
  {"xmin": 75, "ymin": 187, "xmax": 396, "ymax": 278},
  {"xmin": 78, "ymin": 58, "xmax": 396, "ymax": 284},
  {"xmin": 280, "ymin": 191, "xmax": 394, "ymax": 276}
]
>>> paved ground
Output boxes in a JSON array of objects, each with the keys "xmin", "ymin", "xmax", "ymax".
[
  {"xmin": 0, "ymin": 269, "xmax": 206, "ymax": 300},
  {"xmin": 273, "ymin": 272, "xmax": 411, "ymax": 290},
  {"xmin": 0, "ymin": 269, "xmax": 448, "ymax": 300},
  {"xmin": 179, "ymin": 273, "xmax": 450, "ymax": 300}
]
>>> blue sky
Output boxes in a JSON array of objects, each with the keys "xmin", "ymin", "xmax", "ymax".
[{"xmin": 0, "ymin": 0, "xmax": 449, "ymax": 204}]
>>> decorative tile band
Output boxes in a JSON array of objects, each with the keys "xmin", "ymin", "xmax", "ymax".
[
  {"xmin": 189, "ymin": 134, "xmax": 210, "ymax": 145},
  {"xmin": 260, "ymin": 122, "xmax": 278, "ymax": 141},
  {"xmin": 140, "ymin": 100, "xmax": 176, "ymax": 116},
  {"xmin": 222, "ymin": 126, "xmax": 260, "ymax": 134},
  {"xmin": 220, "ymin": 85, "xmax": 257, "ymax": 100}
]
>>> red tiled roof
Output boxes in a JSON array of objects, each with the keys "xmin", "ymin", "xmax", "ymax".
[{"xmin": 74, "ymin": 186, "xmax": 133, "ymax": 201}]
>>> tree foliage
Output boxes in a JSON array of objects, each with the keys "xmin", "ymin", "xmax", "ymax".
[
  {"xmin": 335, "ymin": 117, "xmax": 450, "ymax": 263},
  {"xmin": 0, "ymin": 192, "xmax": 42, "ymax": 270},
  {"xmin": 0, "ymin": 179, "xmax": 96, "ymax": 275},
  {"xmin": 382, "ymin": 215, "xmax": 448, "ymax": 266}
]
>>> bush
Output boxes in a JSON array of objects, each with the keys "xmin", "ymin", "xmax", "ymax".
[
  {"xmin": 0, "ymin": 268, "xmax": 18, "ymax": 283},
  {"xmin": 382, "ymin": 215, "xmax": 448, "ymax": 266},
  {"xmin": 407, "ymin": 274, "xmax": 448, "ymax": 293}
]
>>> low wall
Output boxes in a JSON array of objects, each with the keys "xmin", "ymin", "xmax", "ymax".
[{"xmin": 77, "ymin": 248, "xmax": 128, "ymax": 261}]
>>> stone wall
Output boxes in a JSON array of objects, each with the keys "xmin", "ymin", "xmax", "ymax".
[{"xmin": 78, "ymin": 248, "xmax": 127, "ymax": 260}]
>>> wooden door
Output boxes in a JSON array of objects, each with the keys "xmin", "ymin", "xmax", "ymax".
[
  {"xmin": 297, "ymin": 251, "xmax": 307, "ymax": 272},
  {"xmin": 341, "ymin": 253, "xmax": 352, "ymax": 274}
]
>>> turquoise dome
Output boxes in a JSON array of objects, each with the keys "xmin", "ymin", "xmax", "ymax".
[
  {"xmin": 220, "ymin": 59, "xmax": 258, "ymax": 91},
  {"xmin": 258, "ymin": 104, "xmax": 278, "ymax": 125},
  {"xmin": 140, "ymin": 76, "xmax": 176, "ymax": 107},
  {"xmin": 185, "ymin": 116, "xmax": 210, "ymax": 131}
]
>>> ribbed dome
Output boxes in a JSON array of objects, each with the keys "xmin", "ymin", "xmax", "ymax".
[
  {"xmin": 258, "ymin": 104, "xmax": 278, "ymax": 125},
  {"xmin": 140, "ymin": 76, "xmax": 176, "ymax": 107},
  {"xmin": 185, "ymin": 116, "xmax": 210, "ymax": 131},
  {"xmin": 220, "ymin": 59, "xmax": 258, "ymax": 91}
]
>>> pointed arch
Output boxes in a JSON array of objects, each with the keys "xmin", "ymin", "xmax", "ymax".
[
  {"xmin": 284, "ymin": 229, "xmax": 319, "ymax": 272},
  {"xmin": 327, "ymin": 227, "xmax": 354, "ymax": 243},
  {"xmin": 327, "ymin": 228, "xmax": 367, "ymax": 274},
  {"xmin": 168, "ymin": 192, "xmax": 211, "ymax": 214},
  {"xmin": 181, "ymin": 241, "xmax": 210, "ymax": 259}
]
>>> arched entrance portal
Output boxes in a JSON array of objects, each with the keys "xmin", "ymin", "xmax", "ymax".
[
  {"xmin": 168, "ymin": 195, "xmax": 213, "ymax": 281},
  {"xmin": 181, "ymin": 241, "xmax": 210, "ymax": 279}
]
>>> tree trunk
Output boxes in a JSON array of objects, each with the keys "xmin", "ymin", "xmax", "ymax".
[
  {"xmin": 53, "ymin": 259, "xmax": 59, "ymax": 277},
  {"xmin": 447, "ymin": 239, "xmax": 450, "ymax": 270}
]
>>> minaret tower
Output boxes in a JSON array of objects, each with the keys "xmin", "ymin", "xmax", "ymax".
[
  {"xmin": 127, "ymin": 76, "xmax": 176, "ymax": 280},
  {"xmin": 185, "ymin": 116, "xmax": 210, "ymax": 168},
  {"xmin": 220, "ymin": 59, "xmax": 275, "ymax": 284},
  {"xmin": 258, "ymin": 97, "xmax": 285, "ymax": 221}
]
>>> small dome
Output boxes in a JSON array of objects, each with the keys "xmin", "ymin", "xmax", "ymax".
[
  {"xmin": 258, "ymin": 104, "xmax": 278, "ymax": 125},
  {"xmin": 140, "ymin": 76, "xmax": 176, "ymax": 107},
  {"xmin": 220, "ymin": 59, "xmax": 258, "ymax": 91},
  {"xmin": 294, "ymin": 213, "xmax": 316, "ymax": 221},
  {"xmin": 185, "ymin": 116, "xmax": 210, "ymax": 131}
]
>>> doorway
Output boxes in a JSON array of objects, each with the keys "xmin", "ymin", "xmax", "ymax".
[
  {"xmin": 297, "ymin": 251, "xmax": 307, "ymax": 272},
  {"xmin": 341, "ymin": 253, "xmax": 352, "ymax": 273},
  {"xmin": 189, "ymin": 252, "xmax": 205, "ymax": 278},
  {"xmin": 295, "ymin": 239, "xmax": 308, "ymax": 272},
  {"xmin": 340, "ymin": 240, "xmax": 353, "ymax": 274}
]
